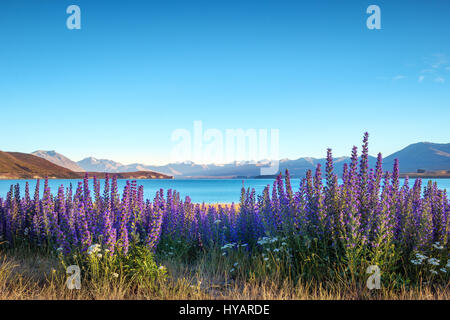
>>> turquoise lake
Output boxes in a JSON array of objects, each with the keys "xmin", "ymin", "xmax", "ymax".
[{"xmin": 0, "ymin": 178, "xmax": 449, "ymax": 204}]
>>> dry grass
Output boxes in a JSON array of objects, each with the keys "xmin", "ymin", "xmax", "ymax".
[{"xmin": 0, "ymin": 249, "xmax": 448, "ymax": 300}]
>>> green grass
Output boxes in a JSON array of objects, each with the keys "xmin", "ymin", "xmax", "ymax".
[{"xmin": 0, "ymin": 238, "xmax": 448, "ymax": 300}]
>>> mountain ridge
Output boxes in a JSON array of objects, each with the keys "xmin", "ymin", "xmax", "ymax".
[{"xmin": 29, "ymin": 142, "xmax": 450, "ymax": 178}]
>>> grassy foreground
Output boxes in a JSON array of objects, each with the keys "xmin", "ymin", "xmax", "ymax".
[{"xmin": 1, "ymin": 245, "xmax": 448, "ymax": 300}]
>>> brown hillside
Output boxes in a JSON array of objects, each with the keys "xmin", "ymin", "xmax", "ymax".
[
  {"xmin": 0, "ymin": 152, "xmax": 172, "ymax": 179},
  {"xmin": 399, "ymin": 170, "xmax": 450, "ymax": 179},
  {"xmin": 0, "ymin": 151, "xmax": 78, "ymax": 179},
  {"xmin": 83, "ymin": 171, "xmax": 173, "ymax": 179}
]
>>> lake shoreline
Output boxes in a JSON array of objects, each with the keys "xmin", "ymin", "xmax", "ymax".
[{"xmin": 1, "ymin": 178, "xmax": 449, "ymax": 204}]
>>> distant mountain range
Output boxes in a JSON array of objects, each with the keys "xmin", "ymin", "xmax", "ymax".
[{"xmin": 31, "ymin": 142, "xmax": 450, "ymax": 178}]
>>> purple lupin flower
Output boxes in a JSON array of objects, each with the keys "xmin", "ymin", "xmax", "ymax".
[
  {"xmin": 102, "ymin": 201, "xmax": 116, "ymax": 255},
  {"xmin": 145, "ymin": 192, "xmax": 163, "ymax": 251},
  {"xmin": 117, "ymin": 182, "xmax": 130, "ymax": 255},
  {"xmin": 391, "ymin": 159, "xmax": 400, "ymax": 197},
  {"xmin": 359, "ymin": 133, "xmax": 370, "ymax": 226},
  {"xmin": 110, "ymin": 175, "xmax": 119, "ymax": 213},
  {"xmin": 55, "ymin": 185, "xmax": 69, "ymax": 252},
  {"xmin": 40, "ymin": 178, "xmax": 53, "ymax": 241},
  {"xmin": 78, "ymin": 202, "xmax": 91, "ymax": 252},
  {"xmin": 313, "ymin": 164, "xmax": 327, "ymax": 235},
  {"xmin": 24, "ymin": 182, "xmax": 30, "ymax": 203}
]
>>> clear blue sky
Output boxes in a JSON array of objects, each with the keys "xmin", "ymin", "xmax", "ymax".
[{"xmin": 1, "ymin": 0, "xmax": 449, "ymax": 165}]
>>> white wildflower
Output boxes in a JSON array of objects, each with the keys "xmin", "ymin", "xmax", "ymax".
[
  {"xmin": 221, "ymin": 243, "xmax": 236, "ymax": 250},
  {"xmin": 427, "ymin": 258, "xmax": 440, "ymax": 266},
  {"xmin": 432, "ymin": 242, "xmax": 444, "ymax": 250},
  {"xmin": 257, "ymin": 239, "xmax": 267, "ymax": 246},
  {"xmin": 415, "ymin": 253, "xmax": 427, "ymax": 260},
  {"xmin": 440, "ymin": 268, "xmax": 447, "ymax": 273},
  {"xmin": 233, "ymin": 262, "xmax": 239, "ymax": 267},
  {"xmin": 411, "ymin": 259, "xmax": 422, "ymax": 265},
  {"xmin": 87, "ymin": 244, "xmax": 101, "ymax": 255},
  {"xmin": 430, "ymin": 270, "xmax": 438, "ymax": 275},
  {"xmin": 112, "ymin": 272, "xmax": 119, "ymax": 278}
]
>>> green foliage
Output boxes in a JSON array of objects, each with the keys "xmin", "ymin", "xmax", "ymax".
[
  {"xmin": 60, "ymin": 243, "xmax": 167, "ymax": 290},
  {"xmin": 157, "ymin": 237, "xmax": 202, "ymax": 263}
]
